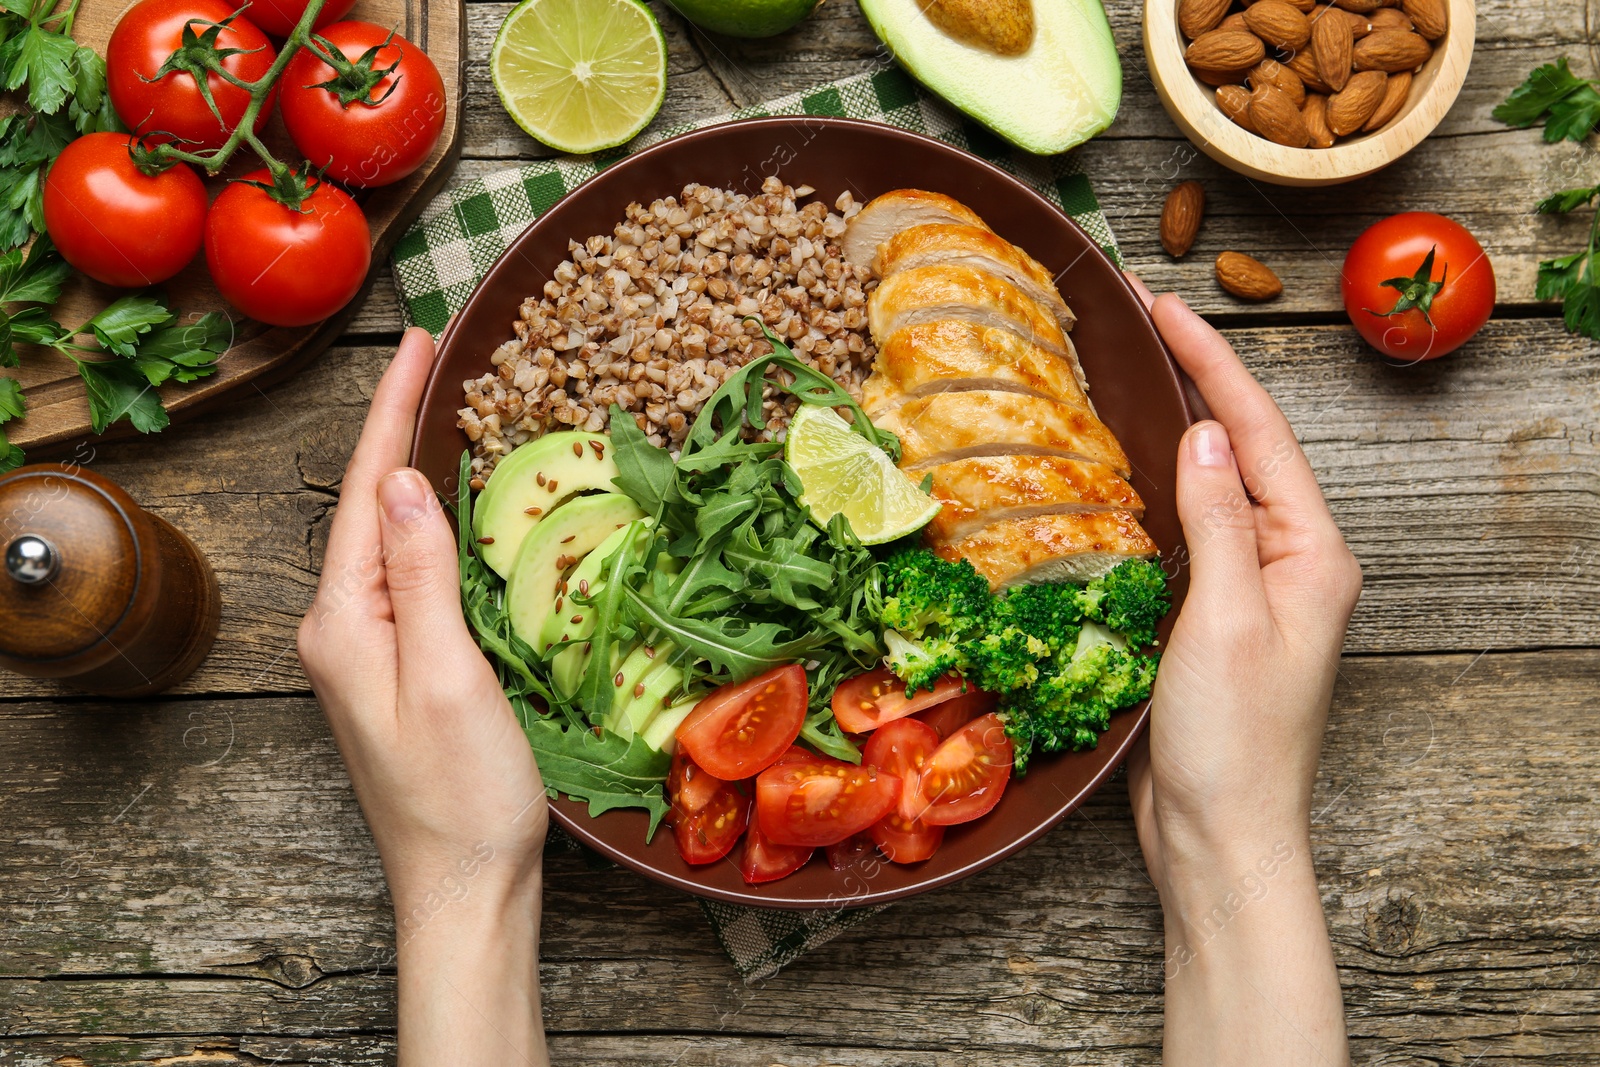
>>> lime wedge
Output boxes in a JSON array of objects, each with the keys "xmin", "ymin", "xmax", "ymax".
[
  {"xmin": 491, "ymin": 0, "xmax": 667, "ymax": 155},
  {"xmin": 785, "ymin": 405, "xmax": 941, "ymax": 544}
]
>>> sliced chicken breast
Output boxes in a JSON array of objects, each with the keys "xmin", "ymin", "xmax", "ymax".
[
  {"xmin": 872, "ymin": 390, "xmax": 1131, "ymax": 475},
  {"xmin": 860, "ymin": 319, "xmax": 1089, "ymax": 416},
  {"xmin": 840, "ymin": 189, "xmax": 991, "ymax": 270},
  {"xmin": 868, "ymin": 265, "xmax": 1080, "ymax": 386},
  {"xmin": 923, "ymin": 455, "xmax": 1145, "ymax": 542},
  {"xmin": 933, "ymin": 512, "xmax": 1158, "ymax": 589},
  {"xmin": 876, "ymin": 224, "xmax": 1076, "ymax": 337}
]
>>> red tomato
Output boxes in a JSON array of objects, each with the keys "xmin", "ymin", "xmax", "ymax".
[
  {"xmin": 916, "ymin": 687, "xmax": 999, "ymax": 741},
  {"xmin": 203, "ymin": 169, "xmax": 371, "ymax": 327},
  {"xmin": 243, "ymin": 0, "xmax": 356, "ymax": 37},
  {"xmin": 676, "ymin": 664, "xmax": 807, "ymax": 781},
  {"xmin": 1341, "ymin": 212, "xmax": 1496, "ymax": 362},
  {"xmin": 832, "ymin": 668, "xmax": 972, "ymax": 734},
  {"xmin": 824, "ymin": 833, "xmax": 875, "ymax": 870},
  {"xmin": 280, "ymin": 21, "xmax": 447, "ymax": 188},
  {"xmin": 739, "ymin": 823, "xmax": 813, "ymax": 885},
  {"xmin": 917, "ymin": 713, "xmax": 1014, "ymax": 827},
  {"xmin": 755, "ymin": 755, "xmax": 900, "ymax": 847},
  {"xmin": 108, "ymin": 0, "xmax": 278, "ymax": 149},
  {"xmin": 862, "ymin": 718, "xmax": 945, "ymax": 863},
  {"xmin": 42, "ymin": 133, "xmax": 206, "ymax": 288},
  {"xmin": 666, "ymin": 748, "xmax": 749, "ymax": 866}
]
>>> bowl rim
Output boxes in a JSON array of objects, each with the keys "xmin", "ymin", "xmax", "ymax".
[
  {"xmin": 1143, "ymin": 0, "xmax": 1477, "ymax": 186},
  {"xmin": 410, "ymin": 114, "xmax": 1194, "ymax": 908}
]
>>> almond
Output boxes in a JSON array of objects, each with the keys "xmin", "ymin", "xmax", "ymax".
[
  {"xmin": 1249, "ymin": 58, "xmax": 1306, "ymax": 106},
  {"xmin": 1216, "ymin": 83, "xmax": 1257, "ymax": 130},
  {"xmin": 1160, "ymin": 181, "xmax": 1206, "ymax": 258},
  {"xmin": 1285, "ymin": 47, "xmax": 1333, "ymax": 93},
  {"xmin": 1216, "ymin": 252, "xmax": 1283, "ymax": 301},
  {"xmin": 1311, "ymin": 5, "xmax": 1370, "ymax": 37},
  {"xmin": 1179, "ymin": 0, "xmax": 1232, "ymax": 40},
  {"xmin": 1353, "ymin": 29, "xmax": 1431, "ymax": 72},
  {"xmin": 1400, "ymin": 0, "xmax": 1446, "ymax": 39},
  {"xmin": 1244, "ymin": 0, "xmax": 1312, "ymax": 49},
  {"xmin": 1186, "ymin": 29, "xmax": 1268, "ymax": 76},
  {"xmin": 1311, "ymin": 13, "xmax": 1353, "ymax": 91},
  {"xmin": 919, "ymin": 0, "xmax": 1035, "ymax": 56},
  {"xmin": 1219, "ymin": 10, "xmax": 1251, "ymax": 31},
  {"xmin": 1332, "ymin": 0, "xmax": 1382, "ymax": 11},
  {"xmin": 1369, "ymin": 6, "xmax": 1414, "ymax": 31},
  {"xmin": 1361, "ymin": 68, "xmax": 1411, "ymax": 129},
  {"xmin": 1326, "ymin": 69, "xmax": 1386, "ymax": 134},
  {"xmin": 1284, "ymin": 0, "xmax": 1316, "ymax": 11},
  {"xmin": 1249, "ymin": 84, "xmax": 1313, "ymax": 146},
  {"xmin": 1303, "ymin": 92, "xmax": 1336, "ymax": 146}
]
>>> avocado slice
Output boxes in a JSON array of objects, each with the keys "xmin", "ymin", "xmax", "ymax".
[
  {"xmin": 474, "ymin": 431, "xmax": 621, "ymax": 578},
  {"xmin": 602, "ymin": 645, "xmax": 686, "ymax": 741},
  {"xmin": 858, "ymin": 0, "xmax": 1121, "ymax": 154},
  {"xmin": 641, "ymin": 697, "xmax": 701, "ymax": 754},
  {"xmin": 505, "ymin": 493, "xmax": 645, "ymax": 648}
]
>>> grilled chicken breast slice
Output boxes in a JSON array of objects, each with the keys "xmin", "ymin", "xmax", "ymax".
[
  {"xmin": 868, "ymin": 264, "xmax": 1077, "ymax": 377},
  {"xmin": 872, "ymin": 390, "xmax": 1131, "ymax": 475},
  {"xmin": 860, "ymin": 319, "xmax": 1089, "ymax": 417},
  {"xmin": 876, "ymin": 224, "xmax": 1077, "ymax": 338},
  {"xmin": 923, "ymin": 455, "xmax": 1144, "ymax": 542},
  {"xmin": 840, "ymin": 189, "xmax": 991, "ymax": 270},
  {"xmin": 934, "ymin": 512, "xmax": 1158, "ymax": 589}
]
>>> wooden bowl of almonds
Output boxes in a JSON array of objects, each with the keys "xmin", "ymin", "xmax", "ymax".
[{"xmin": 1144, "ymin": 0, "xmax": 1474, "ymax": 185}]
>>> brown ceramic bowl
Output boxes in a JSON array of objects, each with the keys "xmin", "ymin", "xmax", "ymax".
[{"xmin": 410, "ymin": 116, "xmax": 1193, "ymax": 909}]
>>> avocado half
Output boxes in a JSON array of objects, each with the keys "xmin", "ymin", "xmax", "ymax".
[{"xmin": 858, "ymin": 0, "xmax": 1122, "ymax": 155}]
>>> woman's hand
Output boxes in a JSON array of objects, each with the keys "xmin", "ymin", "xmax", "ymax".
[
  {"xmin": 1125, "ymin": 279, "xmax": 1359, "ymax": 1067},
  {"xmin": 298, "ymin": 328, "xmax": 549, "ymax": 1066}
]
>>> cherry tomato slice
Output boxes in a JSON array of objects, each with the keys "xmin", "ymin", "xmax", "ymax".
[
  {"xmin": 676, "ymin": 664, "xmax": 807, "ymax": 781},
  {"xmin": 665, "ymin": 748, "xmax": 749, "ymax": 866},
  {"xmin": 739, "ymin": 823, "xmax": 813, "ymax": 885},
  {"xmin": 916, "ymin": 687, "xmax": 1000, "ymax": 741},
  {"xmin": 755, "ymin": 756, "xmax": 901, "ymax": 847},
  {"xmin": 870, "ymin": 812, "xmax": 945, "ymax": 864},
  {"xmin": 917, "ymin": 713, "xmax": 1014, "ymax": 826},
  {"xmin": 824, "ymin": 833, "xmax": 875, "ymax": 871},
  {"xmin": 832, "ymin": 668, "xmax": 973, "ymax": 733}
]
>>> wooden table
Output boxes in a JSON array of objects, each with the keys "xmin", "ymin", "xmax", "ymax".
[{"xmin": 3, "ymin": 2, "xmax": 1597, "ymax": 1064}]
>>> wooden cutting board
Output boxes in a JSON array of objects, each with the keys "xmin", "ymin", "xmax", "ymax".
[{"xmin": 4, "ymin": 0, "xmax": 464, "ymax": 457}]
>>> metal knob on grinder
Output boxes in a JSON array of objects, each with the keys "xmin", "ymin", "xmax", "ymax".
[{"xmin": 0, "ymin": 464, "xmax": 221, "ymax": 697}]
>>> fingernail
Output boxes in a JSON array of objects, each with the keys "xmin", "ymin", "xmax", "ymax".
[
  {"xmin": 378, "ymin": 469, "xmax": 430, "ymax": 525},
  {"xmin": 1190, "ymin": 422, "xmax": 1232, "ymax": 468}
]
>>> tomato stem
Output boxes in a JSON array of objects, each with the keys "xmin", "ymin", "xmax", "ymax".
[{"xmin": 144, "ymin": 0, "xmax": 331, "ymax": 201}]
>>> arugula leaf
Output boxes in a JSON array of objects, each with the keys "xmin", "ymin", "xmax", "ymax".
[
  {"xmin": 77, "ymin": 358, "xmax": 168, "ymax": 434},
  {"xmin": 519, "ymin": 712, "xmax": 671, "ymax": 837},
  {"xmin": 1494, "ymin": 58, "xmax": 1591, "ymax": 128},
  {"xmin": 606, "ymin": 402, "xmax": 678, "ymax": 514}
]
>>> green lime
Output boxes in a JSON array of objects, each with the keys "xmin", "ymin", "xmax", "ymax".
[
  {"xmin": 491, "ymin": 0, "xmax": 668, "ymax": 155},
  {"xmin": 785, "ymin": 404, "xmax": 941, "ymax": 545},
  {"xmin": 665, "ymin": 0, "xmax": 819, "ymax": 38}
]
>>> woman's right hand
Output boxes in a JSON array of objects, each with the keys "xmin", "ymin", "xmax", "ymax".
[{"xmin": 1124, "ymin": 278, "xmax": 1359, "ymax": 1066}]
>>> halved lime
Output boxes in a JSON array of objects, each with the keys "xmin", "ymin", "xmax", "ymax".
[
  {"xmin": 491, "ymin": 0, "xmax": 668, "ymax": 155},
  {"xmin": 785, "ymin": 405, "xmax": 941, "ymax": 544}
]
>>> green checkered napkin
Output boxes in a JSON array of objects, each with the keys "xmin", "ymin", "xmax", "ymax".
[{"xmin": 392, "ymin": 65, "xmax": 1122, "ymax": 981}]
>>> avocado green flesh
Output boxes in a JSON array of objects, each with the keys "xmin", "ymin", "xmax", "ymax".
[
  {"xmin": 505, "ymin": 493, "xmax": 645, "ymax": 649},
  {"xmin": 642, "ymin": 698, "xmax": 699, "ymax": 754},
  {"xmin": 543, "ymin": 521, "xmax": 640, "ymax": 689},
  {"xmin": 604, "ymin": 651, "xmax": 686, "ymax": 740},
  {"xmin": 474, "ymin": 431, "xmax": 620, "ymax": 578},
  {"xmin": 858, "ymin": 0, "xmax": 1121, "ymax": 154}
]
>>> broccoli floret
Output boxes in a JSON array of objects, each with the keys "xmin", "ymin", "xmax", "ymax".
[
  {"xmin": 878, "ymin": 549, "xmax": 991, "ymax": 641},
  {"xmin": 985, "ymin": 581, "xmax": 1085, "ymax": 658},
  {"xmin": 1073, "ymin": 560, "xmax": 1171, "ymax": 648},
  {"xmin": 966, "ymin": 630, "xmax": 1048, "ymax": 692},
  {"xmin": 998, "ymin": 629, "xmax": 1159, "ymax": 773},
  {"xmin": 882, "ymin": 629, "xmax": 966, "ymax": 695}
]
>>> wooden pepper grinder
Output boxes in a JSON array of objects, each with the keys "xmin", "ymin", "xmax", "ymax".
[{"xmin": 0, "ymin": 464, "xmax": 222, "ymax": 697}]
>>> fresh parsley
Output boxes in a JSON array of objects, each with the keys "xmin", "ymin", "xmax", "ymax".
[
  {"xmin": 0, "ymin": 373, "xmax": 24, "ymax": 473},
  {"xmin": 1497, "ymin": 58, "xmax": 1600, "ymax": 341}
]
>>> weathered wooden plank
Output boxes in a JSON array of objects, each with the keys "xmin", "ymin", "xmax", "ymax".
[
  {"xmin": 1, "ymin": 316, "xmax": 1592, "ymax": 701},
  {"xmin": 342, "ymin": 0, "xmax": 1600, "ymax": 335},
  {"xmin": 1, "ymin": 651, "xmax": 1597, "ymax": 1064}
]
